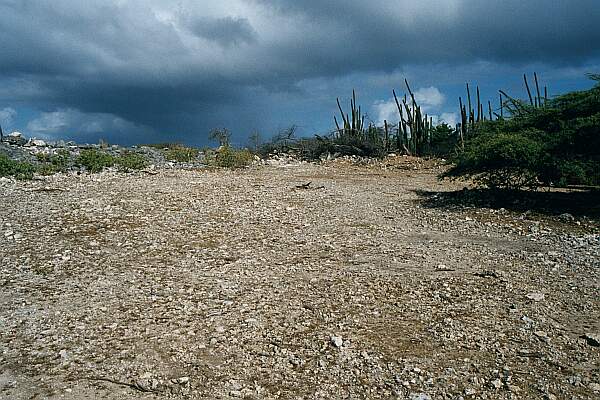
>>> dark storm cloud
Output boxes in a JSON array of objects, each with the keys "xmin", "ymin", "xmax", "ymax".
[
  {"xmin": 255, "ymin": 0, "xmax": 600, "ymax": 69},
  {"xmin": 0, "ymin": 0, "xmax": 598, "ymax": 143}
]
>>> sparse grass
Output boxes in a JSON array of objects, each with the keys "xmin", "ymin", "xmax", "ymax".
[{"xmin": 0, "ymin": 153, "xmax": 36, "ymax": 180}]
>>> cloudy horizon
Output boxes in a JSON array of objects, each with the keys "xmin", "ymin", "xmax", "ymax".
[{"xmin": 1, "ymin": 0, "xmax": 599, "ymax": 146}]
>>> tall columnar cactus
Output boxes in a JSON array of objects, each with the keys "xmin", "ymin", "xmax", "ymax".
[
  {"xmin": 457, "ymin": 73, "xmax": 547, "ymax": 145},
  {"xmin": 476, "ymin": 86, "xmax": 482, "ymax": 122},
  {"xmin": 390, "ymin": 80, "xmax": 434, "ymax": 156},
  {"xmin": 534, "ymin": 72, "xmax": 542, "ymax": 108},
  {"xmin": 524, "ymin": 74, "xmax": 534, "ymax": 106},
  {"xmin": 335, "ymin": 89, "xmax": 366, "ymax": 139}
]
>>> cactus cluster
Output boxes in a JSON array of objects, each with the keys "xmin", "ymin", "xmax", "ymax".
[
  {"xmin": 392, "ymin": 79, "xmax": 434, "ymax": 156},
  {"xmin": 334, "ymin": 90, "xmax": 366, "ymax": 138},
  {"xmin": 332, "ymin": 73, "xmax": 549, "ymax": 158},
  {"xmin": 333, "ymin": 79, "xmax": 435, "ymax": 157},
  {"xmin": 458, "ymin": 72, "xmax": 548, "ymax": 146}
]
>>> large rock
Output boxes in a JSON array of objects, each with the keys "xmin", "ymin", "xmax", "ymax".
[
  {"xmin": 29, "ymin": 139, "xmax": 47, "ymax": 147},
  {"xmin": 6, "ymin": 131, "xmax": 26, "ymax": 146}
]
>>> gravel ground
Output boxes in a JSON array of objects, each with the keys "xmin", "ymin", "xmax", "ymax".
[{"xmin": 0, "ymin": 159, "xmax": 599, "ymax": 400}]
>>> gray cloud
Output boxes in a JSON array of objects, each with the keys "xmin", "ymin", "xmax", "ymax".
[
  {"xmin": 0, "ymin": 1, "xmax": 598, "ymax": 144},
  {"xmin": 185, "ymin": 16, "xmax": 257, "ymax": 47}
]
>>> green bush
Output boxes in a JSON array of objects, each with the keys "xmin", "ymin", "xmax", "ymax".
[
  {"xmin": 115, "ymin": 152, "xmax": 149, "ymax": 171},
  {"xmin": 0, "ymin": 153, "xmax": 36, "ymax": 180},
  {"xmin": 445, "ymin": 76, "xmax": 600, "ymax": 189},
  {"xmin": 75, "ymin": 149, "xmax": 115, "ymax": 172},
  {"xmin": 208, "ymin": 146, "xmax": 255, "ymax": 168},
  {"xmin": 50, "ymin": 149, "xmax": 71, "ymax": 172},
  {"xmin": 443, "ymin": 131, "xmax": 545, "ymax": 189},
  {"xmin": 427, "ymin": 123, "xmax": 459, "ymax": 156},
  {"xmin": 35, "ymin": 153, "xmax": 50, "ymax": 163},
  {"xmin": 164, "ymin": 146, "xmax": 199, "ymax": 163},
  {"xmin": 34, "ymin": 149, "xmax": 71, "ymax": 176}
]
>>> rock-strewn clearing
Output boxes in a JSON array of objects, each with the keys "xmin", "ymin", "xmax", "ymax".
[{"xmin": 1, "ymin": 160, "xmax": 599, "ymax": 399}]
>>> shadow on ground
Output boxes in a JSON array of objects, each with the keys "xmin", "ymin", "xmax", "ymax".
[{"xmin": 415, "ymin": 188, "xmax": 600, "ymax": 219}]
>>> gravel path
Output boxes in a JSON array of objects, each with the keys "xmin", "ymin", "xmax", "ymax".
[{"xmin": 1, "ymin": 161, "xmax": 599, "ymax": 399}]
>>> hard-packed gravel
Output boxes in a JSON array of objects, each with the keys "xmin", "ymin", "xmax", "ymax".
[{"xmin": 1, "ymin": 159, "xmax": 599, "ymax": 399}]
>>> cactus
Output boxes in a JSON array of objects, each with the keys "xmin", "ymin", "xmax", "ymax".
[
  {"xmin": 390, "ymin": 80, "xmax": 434, "ymax": 156},
  {"xmin": 523, "ymin": 74, "xmax": 534, "ymax": 106},
  {"xmin": 476, "ymin": 86, "xmax": 481, "ymax": 122},
  {"xmin": 335, "ymin": 89, "xmax": 366, "ymax": 138},
  {"xmin": 534, "ymin": 72, "xmax": 541, "ymax": 108},
  {"xmin": 384, "ymin": 120, "xmax": 389, "ymax": 152}
]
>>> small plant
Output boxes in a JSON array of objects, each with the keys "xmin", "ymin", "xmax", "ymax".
[
  {"xmin": 115, "ymin": 151, "xmax": 149, "ymax": 171},
  {"xmin": 35, "ymin": 153, "xmax": 51, "ymax": 162},
  {"xmin": 0, "ymin": 153, "xmax": 36, "ymax": 180},
  {"xmin": 50, "ymin": 149, "xmax": 71, "ymax": 172},
  {"xmin": 34, "ymin": 149, "xmax": 71, "ymax": 175},
  {"xmin": 209, "ymin": 128, "xmax": 231, "ymax": 147},
  {"xmin": 164, "ymin": 146, "xmax": 199, "ymax": 163},
  {"xmin": 75, "ymin": 149, "xmax": 115, "ymax": 172},
  {"xmin": 208, "ymin": 146, "xmax": 254, "ymax": 168}
]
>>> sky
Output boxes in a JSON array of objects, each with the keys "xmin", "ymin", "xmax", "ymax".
[{"xmin": 1, "ymin": 0, "xmax": 599, "ymax": 146}]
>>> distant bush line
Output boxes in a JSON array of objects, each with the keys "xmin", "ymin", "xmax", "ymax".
[{"xmin": 2, "ymin": 74, "xmax": 598, "ymax": 190}]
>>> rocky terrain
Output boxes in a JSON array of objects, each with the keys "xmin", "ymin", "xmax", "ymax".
[
  {"xmin": 0, "ymin": 132, "xmax": 207, "ymax": 170},
  {"xmin": 0, "ymin": 158, "xmax": 599, "ymax": 399}
]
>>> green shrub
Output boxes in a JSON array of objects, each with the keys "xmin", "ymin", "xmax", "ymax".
[
  {"xmin": 115, "ymin": 152, "xmax": 149, "ymax": 171},
  {"xmin": 33, "ymin": 149, "xmax": 71, "ymax": 176},
  {"xmin": 164, "ymin": 146, "xmax": 199, "ymax": 163},
  {"xmin": 428, "ymin": 123, "xmax": 460, "ymax": 156},
  {"xmin": 443, "ymin": 131, "xmax": 545, "ymax": 189},
  {"xmin": 445, "ymin": 76, "xmax": 600, "ymax": 189},
  {"xmin": 0, "ymin": 153, "xmax": 36, "ymax": 180},
  {"xmin": 50, "ymin": 149, "xmax": 71, "ymax": 172},
  {"xmin": 208, "ymin": 146, "xmax": 255, "ymax": 168},
  {"xmin": 35, "ymin": 153, "xmax": 50, "ymax": 163},
  {"xmin": 75, "ymin": 149, "xmax": 115, "ymax": 172},
  {"xmin": 36, "ymin": 163, "xmax": 58, "ymax": 176}
]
